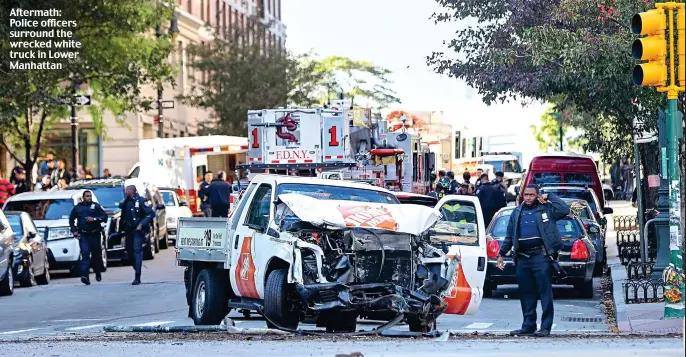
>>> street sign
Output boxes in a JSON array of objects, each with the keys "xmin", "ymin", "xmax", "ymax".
[
  {"xmin": 74, "ymin": 94, "xmax": 91, "ymax": 106},
  {"xmin": 634, "ymin": 118, "xmax": 657, "ymax": 143},
  {"xmin": 153, "ymin": 100, "xmax": 175, "ymax": 109}
]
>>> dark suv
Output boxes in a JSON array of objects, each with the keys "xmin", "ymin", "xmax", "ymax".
[{"xmin": 67, "ymin": 178, "xmax": 169, "ymax": 261}]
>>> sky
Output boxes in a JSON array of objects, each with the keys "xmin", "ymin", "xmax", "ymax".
[{"xmin": 282, "ymin": 0, "xmax": 549, "ymax": 165}]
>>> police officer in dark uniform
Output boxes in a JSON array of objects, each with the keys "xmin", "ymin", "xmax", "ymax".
[
  {"xmin": 69, "ymin": 190, "xmax": 108, "ymax": 285},
  {"xmin": 497, "ymin": 184, "xmax": 569, "ymax": 337},
  {"xmin": 119, "ymin": 185, "xmax": 155, "ymax": 285},
  {"xmin": 198, "ymin": 171, "xmax": 213, "ymax": 217}
]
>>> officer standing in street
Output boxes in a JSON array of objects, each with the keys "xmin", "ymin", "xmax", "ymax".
[
  {"xmin": 119, "ymin": 185, "xmax": 155, "ymax": 285},
  {"xmin": 496, "ymin": 184, "xmax": 569, "ymax": 337},
  {"xmin": 198, "ymin": 171, "xmax": 213, "ymax": 217},
  {"xmin": 207, "ymin": 171, "xmax": 232, "ymax": 218},
  {"xmin": 69, "ymin": 190, "xmax": 108, "ymax": 285}
]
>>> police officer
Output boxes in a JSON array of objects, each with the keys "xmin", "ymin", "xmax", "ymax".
[
  {"xmin": 496, "ymin": 185, "xmax": 569, "ymax": 337},
  {"xmin": 119, "ymin": 185, "xmax": 155, "ymax": 285},
  {"xmin": 198, "ymin": 171, "xmax": 213, "ymax": 217},
  {"xmin": 69, "ymin": 190, "xmax": 108, "ymax": 285}
]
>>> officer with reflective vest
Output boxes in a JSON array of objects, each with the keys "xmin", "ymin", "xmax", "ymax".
[
  {"xmin": 69, "ymin": 190, "xmax": 108, "ymax": 285},
  {"xmin": 118, "ymin": 185, "xmax": 154, "ymax": 285}
]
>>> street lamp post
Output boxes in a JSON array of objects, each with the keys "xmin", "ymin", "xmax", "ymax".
[
  {"xmin": 155, "ymin": 14, "xmax": 179, "ymax": 139},
  {"xmin": 71, "ymin": 75, "xmax": 79, "ymax": 172}
]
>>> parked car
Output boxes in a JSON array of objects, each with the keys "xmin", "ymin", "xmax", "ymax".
[
  {"xmin": 125, "ymin": 178, "xmax": 169, "ymax": 255},
  {"xmin": 539, "ymin": 185, "xmax": 613, "ymax": 236},
  {"xmin": 484, "ymin": 206, "xmax": 597, "ymax": 298},
  {"xmin": 392, "ymin": 192, "xmax": 438, "ymax": 207},
  {"xmin": 0, "ymin": 210, "xmax": 16, "ymax": 296},
  {"xmin": 562, "ymin": 199, "xmax": 606, "ymax": 276},
  {"xmin": 2, "ymin": 190, "xmax": 107, "ymax": 276},
  {"xmin": 68, "ymin": 178, "xmax": 169, "ymax": 261},
  {"xmin": 5, "ymin": 211, "xmax": 50, "ymax": 287},
  {"xmin": 520, "ymin": 153, "xmax": 606, "ymax": 209},
  {"xmin": 159, "ymin": 188, "xmax": 192, "ymax": 245}
]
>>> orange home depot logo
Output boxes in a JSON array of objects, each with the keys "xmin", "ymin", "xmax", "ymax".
[
  {"xmin": 234, "ymin": 237, "xmax": 259, "ymax": 299},
  {"xmin": 444, "ymin": 253, "xmax": 473, "ymax": 315},
  {"xmin": 337, "ymin": 205, "xmax": 398, "ymax": 231}
]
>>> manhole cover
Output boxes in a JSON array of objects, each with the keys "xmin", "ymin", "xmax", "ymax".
[{"xmin": 561, "ymin": 317, "xmax": 604, "ymax": 323}]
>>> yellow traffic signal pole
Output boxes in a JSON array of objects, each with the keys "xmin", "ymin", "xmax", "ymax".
[{"xmin": 632, "ymin": 2, "xmax": 685, "ymax": 319}]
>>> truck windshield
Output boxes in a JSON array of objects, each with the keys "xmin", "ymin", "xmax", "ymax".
[
  {"xmin": 4, "ymin": 199, "xmax": 74, "ymax": 221},
  {"xmin": 277, "ymin": 183, "xmax": 399, "ymax": 204}
]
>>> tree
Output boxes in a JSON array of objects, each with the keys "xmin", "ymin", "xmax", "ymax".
[
  {"xmin": 428, "ymin": 0, "xmax": 665, "ymax": 163},
  {"xmin": 182, "ymin": 17, "xmax": 401, "ymax": 135},
  {"xmin": 0, "ymin": 0, "xmax": 176, "ymax": 181},
  {"xmin": 180, "ymin": 18, "xmax": 324, "ymax": 136},
  {"xmin": 531, "ymin": 104, "xmax": 588, "ymax": 153}
]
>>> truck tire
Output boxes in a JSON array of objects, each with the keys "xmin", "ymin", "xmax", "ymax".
[
  {"xmin": 264, "ymin": 269, "xmax": 299, "ymax": 329},
  {"xmin": 191, "ymin": 269, "xmax": 229, "ymax": 325}
]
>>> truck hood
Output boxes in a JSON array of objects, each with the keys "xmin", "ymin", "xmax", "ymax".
[{"xmin": 277, "ymin": 193, "xmax": 441, "ymax": 236}]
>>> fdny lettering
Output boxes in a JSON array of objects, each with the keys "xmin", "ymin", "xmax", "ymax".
[{"xmin": 275, "ymin": 150, "xmax": 309, "ymax": 160}]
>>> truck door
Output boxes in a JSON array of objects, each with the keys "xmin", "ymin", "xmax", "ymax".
[
  {"xmin": 230, "ymin": 183, "xmax": 273, "ymax": 300},
  {"xmin": 432, "ymin": 196, "xmax": 487, "ymax": 315}
]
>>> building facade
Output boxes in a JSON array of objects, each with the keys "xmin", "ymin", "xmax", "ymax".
[{"xmin": 4, "ymin": 0, "xmax": 286, "ymax": 178}]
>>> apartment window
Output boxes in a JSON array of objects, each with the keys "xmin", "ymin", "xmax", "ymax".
[
  {"xmin": 277, "ymin": 0, "xmax": 281, "ymax": 20},
  {"xmin": 200, "ymin": 0, "xmax": 204, "ymax": 20},
  {"xmin": 207, "ymin": 0, "xmax": 211, "ymax": 24},
  {"xmin": 187, "ymin": 0, "xmax": 192, "ymax": 14}
]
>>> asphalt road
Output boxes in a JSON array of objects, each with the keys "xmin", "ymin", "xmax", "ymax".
[
  {"xmin": 3, "ymin": 338, "xmax": 684, "ymax": 356},
  {"xmin": 1, "ymin": 241, "xmax": 608, "ymax": 337}
]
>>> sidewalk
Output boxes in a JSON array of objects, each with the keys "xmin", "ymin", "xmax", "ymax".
[{"xmin": 607, "ymin": 201, "xmax": 684, "ymax": 334}]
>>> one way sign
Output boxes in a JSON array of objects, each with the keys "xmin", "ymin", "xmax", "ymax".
[{"xmin": 74, "ymin": 94, "xmax": 91, "ymax": 106}]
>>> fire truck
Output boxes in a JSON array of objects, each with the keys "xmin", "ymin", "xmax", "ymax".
[
  {"xmin": 240, "ymin": 105, "xmax": 435, "ymax": 194},
  {"xmin": 239, "ymin": 107, "xmax": 357, "ymax": 175}
]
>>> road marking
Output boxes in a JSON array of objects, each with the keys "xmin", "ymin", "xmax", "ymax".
[
  {"xmin": 66, "ymin": 324, "xmax": 106, "ymax": 331},
  {"xmin": 463, "ymin": 322, "xmax": 493, "ymax": 329},
  {"xmin": 0, "ymin": 328, "xmax": 41, "ymax": 335},
  {"xmin": 133, "ymin": 321, "xmax": 174, "ymax": 327},
  {"xmin": 47, "ymin": 319, "xmax": 103, "ymax": 322}
]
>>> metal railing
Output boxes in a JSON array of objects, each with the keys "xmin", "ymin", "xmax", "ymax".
[
  {"xmin": 614, "ymin": 215, "xmax": 638, "ymax": 232},
  {"xmin": 623, "ymin": 279, "xmax": 666, "ymax": 304}
]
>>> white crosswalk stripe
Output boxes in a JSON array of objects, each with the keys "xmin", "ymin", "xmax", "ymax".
[
  {"xmin": 0, "ymin": 328, "xmax": 41, "ymax": 335},
  {"xmin": 66, "ymin": 324, "xmax": 106, "ymax": 331},
  {"xmin": 463, "ymin": 322, "xmax": 493, "ymax": 329},
  {"xmin": 132, "ymin": 321, "xmax": 175, "ymax": 327}
]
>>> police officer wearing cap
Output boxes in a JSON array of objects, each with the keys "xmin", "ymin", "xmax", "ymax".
[
  {"xmin": 119, "ymin": 185, "xmax": 155, "ymax": 285},
  {"xmin": 69, "ymin": 190, "xmax": 108, "ymax": 285}
]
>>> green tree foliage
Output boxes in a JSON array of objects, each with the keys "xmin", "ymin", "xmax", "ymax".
[
  {"xmin": 0, "ymin": 0, "xmax": 175, "ymax": 177},
  {"xmin": 428, "ymin": 0, "xmax": 665, "ymax": 163},
  {"xmin": 531, "ymin": 105, "xmax": 588, "ymax": 153},
  {"xmin": 182, "ymin": 17, "xmax": 401, "ymax": 136}
]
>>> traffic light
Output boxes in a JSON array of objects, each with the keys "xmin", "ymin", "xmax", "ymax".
[
  {"xmin": 631, "ymin": 9, "xmax": 667, "ymax": 87},
  {"xmin": 678, "ymin": 9, "xmax": 685, "ymax": 87}
]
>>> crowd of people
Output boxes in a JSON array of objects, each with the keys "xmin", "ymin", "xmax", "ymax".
[
  {"xmin": 0, "ymin": 151, "xmax": 113, "ymax": 206},
  {"xmin": 429, "ymin": 169, "xmax": 508, "ymax": 227}
]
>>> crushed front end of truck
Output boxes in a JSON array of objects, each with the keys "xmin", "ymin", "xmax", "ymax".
[{"xmin": 275, "ymin": 194, "xmax": 459, "ymax": 332}]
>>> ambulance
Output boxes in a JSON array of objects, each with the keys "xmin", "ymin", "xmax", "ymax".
[{"xmin": 127, "ymin": 136, "xmax": 248, "ymax": 214}]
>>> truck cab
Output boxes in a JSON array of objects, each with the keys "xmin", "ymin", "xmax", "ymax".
[{"xmin": 177, "ymin": 175, "xmax": 487, "ymax": 333}]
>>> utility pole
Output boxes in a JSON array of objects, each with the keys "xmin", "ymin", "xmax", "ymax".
[
  {"xmin": 631, "ymin": 2, "xmax": 685, "ymax": 318},
  {"xmin": 553, "ymin": 112, "xmax": 564, "ymax": 151},
  {"xmin": 154, "ymin": 14, "xmax": 180, "ymax": 138}
]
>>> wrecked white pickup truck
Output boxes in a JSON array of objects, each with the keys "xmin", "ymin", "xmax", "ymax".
[{"xmin": 176, "ymin": 175, "xmax": 486, "ymax": 333}]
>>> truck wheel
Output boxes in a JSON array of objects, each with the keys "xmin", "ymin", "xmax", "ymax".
[
  {"xmin": 191, "ymin": 269, "xmax": 229, "ymax": 325},
  {"xmin": 574, "ymin": 279, "xmax": 594, "ymax": 299},
  {"xmin": 264, "ymin": 269, "xmax": 299, "ymax": 330}
]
